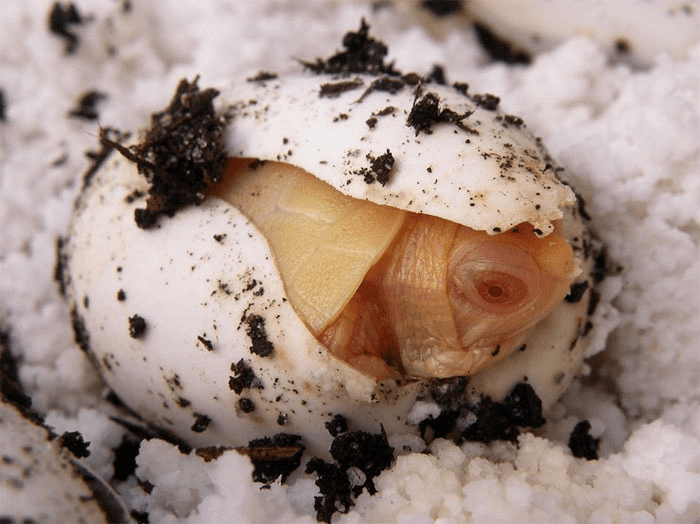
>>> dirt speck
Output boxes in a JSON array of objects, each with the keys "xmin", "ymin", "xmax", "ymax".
[
  {"xmin": 301, "ymin": 19, "xmax": 398, "ymax": 76},
  {"xmin": 568, "ymin": 420, "xmax": 600, "ymax": 460},
  {"xmin": 128, "ymin": 315, "xmax": 147, "ymax": 339},
  {"xmin": 48, "ymin": 2, "xmax": 86, "ymax": 54},
  {"xmin": 245, "ymin": 314, "xmax": 274, "ymax": 357},
  {"xmin": 68, "ymin": 90, "xmax": 107, "ymax": 121}
]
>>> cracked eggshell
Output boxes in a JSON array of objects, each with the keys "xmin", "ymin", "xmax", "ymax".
[
  {"xmin": 64, "ymin": 154, "xmax": 425, "ymax": 457},
  {"xmin": 62, "ymin": 73, "xmax": 595, "ymax": 458},
  {"xmin": 223, "ymin": 74, "xmax": 575, "ymax": 238}
]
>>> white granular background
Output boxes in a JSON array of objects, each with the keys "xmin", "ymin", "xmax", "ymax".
[{"xmin": 1, "ymin": 1, "xmax": 699, "ymax": 523}]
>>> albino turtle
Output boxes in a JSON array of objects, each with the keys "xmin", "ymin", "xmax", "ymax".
[{"xmin": 213, "ymin": 158, "xmax": 578, "ymax": 381}]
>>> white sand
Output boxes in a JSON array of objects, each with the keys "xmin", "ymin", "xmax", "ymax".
[{"xmin": 1, "ymin": 1, "xmax": 699, "ymax": 522}]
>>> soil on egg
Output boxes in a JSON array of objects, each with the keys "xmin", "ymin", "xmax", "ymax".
[
  {"xmin": 420, "ymin": 380, "xmax": 546, "ymax": 444},
  {"xmin": 99, "ymin": 77, "xmax": 229, "ymax": 230}
]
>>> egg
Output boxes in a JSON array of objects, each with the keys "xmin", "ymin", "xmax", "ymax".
[
  {"xmin": 472, "ymin": 0, "xmax": 700, "ymax": 65},
  {"xmin": 60, "ymin": 63, "xmax": 599, "ymax": 458},
  {"xmin": 407, "ymin": 0, "xmax": 700, "ymax": 66},
  {"xmin": 0, "ymin": 400, "xmax": 130, "ymax": 524}
]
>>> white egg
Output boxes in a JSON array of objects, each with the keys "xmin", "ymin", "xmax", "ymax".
[
  {"xmin": 470, "ymin": 0, "xmax": 700, "ymax": 65},
  {"xmin": 61, "ymin": 69, "xmax": 599, "ymax": 458},
  {"xmin": 405, "ymin": 0, "xmax": 700, "ymax": 66},
  {"xmin": 0, "ymin": 401, "xmax": 130, "ymax": 523}
]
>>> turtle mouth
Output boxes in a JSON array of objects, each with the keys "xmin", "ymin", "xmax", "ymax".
[{"xmin": 211, "ymin": 158, "xmax": 578, "ymax": 381}]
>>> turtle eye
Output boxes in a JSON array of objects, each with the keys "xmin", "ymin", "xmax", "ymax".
[
  {"xmin": 472, "ymin": 271, "xmax": 529, "ymax": 307},
  {"xmin": 450, "ymin": 241, "xmax": 541, "ymax": 317}
]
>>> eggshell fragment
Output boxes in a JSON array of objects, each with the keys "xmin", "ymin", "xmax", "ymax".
[
  {"xmin": 223, "ymin": 74, "xmax": 575, "ymax": 238},
  {"xmin": 61, "ymin": 72, "xmax": 598, "ymax": 458}
]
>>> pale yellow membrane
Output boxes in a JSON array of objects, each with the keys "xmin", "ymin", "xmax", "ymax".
[{"xmin": 215, "ymin": 160, "xmax": 406, "ymax": 332}]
